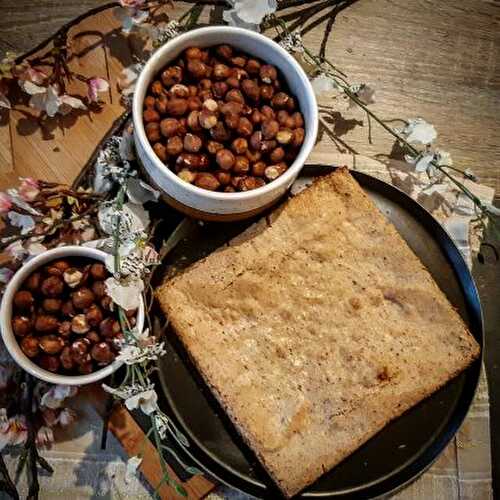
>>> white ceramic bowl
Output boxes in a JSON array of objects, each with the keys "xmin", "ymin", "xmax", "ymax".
[
  {"xmin": 133, "ymin": 26, "xmax": 318, "ymax": 221},
  {"xmin": 0, "ymin": 246, "xmax": 144, "ymax": 386}
]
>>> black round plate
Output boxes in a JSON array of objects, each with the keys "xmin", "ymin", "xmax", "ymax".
[{"xmin": 156, "ymin": 166, "xmax": 483, "ymax": 499}]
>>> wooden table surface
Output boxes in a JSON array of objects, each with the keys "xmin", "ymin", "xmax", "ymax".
[{"xmin": 1, "ymin": 0, "xmax": 499, "ymax": 498}]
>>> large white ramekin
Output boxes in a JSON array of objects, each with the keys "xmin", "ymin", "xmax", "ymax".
[
  {"xmin": 133, "ymin": 26, "xmax": 318, "ymax": 221},
  {"xmin": 0, "ymin": 246, "xmax": 144, "ymax": 386}
]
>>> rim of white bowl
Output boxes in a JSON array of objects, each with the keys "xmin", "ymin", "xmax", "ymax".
[
  {"xmin": 0, "ymin": 246, "xmax": 144, "ymax": 386},
  {"xmin": 133, "ymin": 26, "xmax": 318, "ymax": 200}
]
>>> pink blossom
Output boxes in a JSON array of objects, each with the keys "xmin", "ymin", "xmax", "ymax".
[
  {"xmin": 87, "ymin": 77, "xmax": 109, "ymax": 103},
  {"xmin": 18, "ymin": 177, "xmax": 39, "ymax": 201},
  {"xmin": 35, "ymin": 426, "xmax": 54, "ymax": 448},
  {"xmin": 119, "ymin": 0, "xmax": 145, "ymax": 7},
  {"xmin": 0, "ymin": 415, "xmax": 27, "ymax": 451},
  {"xmin": 0, "ymin": 192, "xmax": 12, "ymax": 213},
  {"xmin": 58, "ymin": 408, "xmax": 77, "ymax": 427},
  {"xmin": 19, "ymin": 66, "xmax": 47, "ymax": 85}
]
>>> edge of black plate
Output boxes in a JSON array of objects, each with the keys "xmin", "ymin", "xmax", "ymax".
[{"xmin": 155, "ymin": 165, "xmax": 484, "ymax": 499}]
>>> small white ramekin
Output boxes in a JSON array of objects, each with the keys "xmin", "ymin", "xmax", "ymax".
[
  {"xmin": 133, "ymin": 26, "xmax": 318, "ymax": 221},
  {"xmin": 0, "ymin": 246, "xmax": 144, "ymax": 386}
]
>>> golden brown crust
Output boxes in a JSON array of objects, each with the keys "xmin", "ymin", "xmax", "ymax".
[{"xmin": 157, "ymin": 168, "xmax": 480, "ymax": 498}]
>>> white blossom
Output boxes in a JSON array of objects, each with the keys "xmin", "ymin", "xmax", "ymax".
[
  {"xmin": 105, "ymin": 275, "xmax": 144, "ymax": 310},
  {"xmin": 0, "ymin": 268, "xmax": 14, "ymax": 284},
  {"xmin": 8, "ymin": 211, "xmax": 35, "ymax": 234},
  {"xmin": 58, "ymin": 408, "xmax": 77, "ymax": 427},
  {"xmin": 434, "ymin": 150, "xmax": 452, "ymax": 166},
  {"xmin": 118, "ymin": 63, "xmax": 143, "ymax": 97},
  {"xmin": 311, "ymin": 74, "xmax": 340, "ymax": 95},
  {"xmin": 400, "ymin": 118, "xmax": 437, "ymax": 145},
  {"xmin": 125, "ymin": 389, "xmax": 158, "ymax": 415},
  {"xmin": 223, "ymin": 0, "xmax": 277, "ymax": 31},
  {"xmin": 126, "ymin": 178, "xmax": 159, "ymax": 204},
  {"xmin": 98, "ymin": 201, "xmax": 149, "ymax": 240},
  {"xmin": 41, "ymin": 385, "xmax": 78, "ymax": 409},
  {"xmin": 348, "ymin": 83, "xmax": 375, "ymax": 108},
  {"xmin": 405, "ymin": 151, "xmax": 435, "ymax": 173},
  {"xmin": 125, "ymin": 456, "xmax": 143, "ymax": 483},
  {"xmin": 151, "ymin": 20, "xmax": 181, "ymax": 47},
  {"xmin": 115, "ymin": 336, "xmax": 166, "ymax": 365},
  {"xmin": 279, "ymin": 32, "xmax": 304, "ymax": 53},
  {"xmin": 21, "ymin": 83, "xmax": 86, "ymax": 117},
  {"xmin": 154, "ymin": 413, "xmax": 169, "ymax": 440}
]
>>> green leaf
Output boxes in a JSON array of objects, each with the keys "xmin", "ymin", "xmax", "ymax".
[
  {"xmin": 185, "ymin": 466, "xmax": 203, "ymax": 476},
  {"xmin": 174, "ymin": 484, "xmax": 188, "ymax": 497}
]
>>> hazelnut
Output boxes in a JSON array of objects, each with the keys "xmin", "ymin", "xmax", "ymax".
[
  {"xmin": 210, "ymin": 122, "xmax": 231, "ymax": 142},
  {"xmin": 153, "ymin": 143, "xmax": 168, "ymax": 162},
  {"xmin": 63, "ymin": 268, "xmax": 83, "ymax": 288},
  {"xmin": 292, "ymin": 111, "xmax": 304, "ymax": 128},
  {"xmin": 216, "ymin": 149, "xmax": 235, "ymax": 171},
  {"xmin": 21, "ymin": 336, "xmax": 39, "ymax": 358},
  {"xmin": 99, "ymin": 318, "xmax": 121, "ymax": 338},
  {"xmin": 100, "ymin": 296, "xmax": 113, "ymax": 312},
  {"xmin": 78, "ymin": 361, "xmax": 93, "ymax": 375},
  {"xmin": 35, "ymin": 315, "xmax": 59, "ymax": 333},
  {"xmin": 70, "ymin": 339, "xmax": 89, "ymax": 364},
  {"xmin": 245, "ymin": 149, "xmax": 261, "ymax": 163},
  {"xmin": 249, "ymin": 131, "xmax": 263, "ymax": 151},
  {"xmin": 161, "ymin": 66, "xmax": 183, "ymax": 86},
  {"xmin": 176, "ymin": 153, "xmax": 201, "ymax": 170},
  {"xmin": 216, "ymin": 44, "xmax": 233, "ymax": 60},
  {"xmin": 144, "ymin": 95, "xmax": 155, "ymax": 108},
  {"xmin": 241, "ymin": 80, "xmax": 260, "ymax": 101},
  {"xmin": 39, "ymin": 335, "xmax": 64, "ymax": 355},
  {"xmin": 72, "ymin": 314, "xmax": 90, "ymax": 334},
  {"xmin": 214, "ymin": 63, "xmax": 231, "ymax": 79},
  {"xmin": 72, "ymin": 287, "xmax": 95, "ymax": 310},
  {"xmin": 86, "ymin": 304, "xmax": 104, "ymax": 327},
  {"xmin": 166, "ymin": 136, "xmax": 184, "ymax": 156},
  {"xmin": 231, "ymin": 176, "xmax": 244, "ymax": 188},
  {"xmin": 250, "ymin": 109, "xmax": 263, "ymax": 125},
  {"xmin": 12, "ymin": 316, "xmax": 32, "ymax": 337},
  {"xmin": 261, "ymin": 105, "xmax": 275, "ymax": 120},
  {"xmin": 260, "ymin": 64, "xmax": 277, "ymax": 83},
  {"xmin": 277, "ymin": 110, "xmax": 294, "ymax": 129},
  {"xmin": 60, "ymin": 346, "xmax": 74, "ymax": 370},
  {"xmin": 199, "ymin": 109, "xmax": 217, "ymax": 129},
  {"xmin": 177, "ymin": 117, "xmax": 188, "ymax": 135},
  {"xmin": 286, "ymin": 96, "xmax": 296, "ymax": 112},
  {"xmin": 220, "ymin": 101, "xmax": 243, "ymax": 115},
  {"xmin": 262, "ymin": 120, "xmax": 279, "ymax": 140},
  {"xmin": 14, "ymin": 290, "xmax": 34, "ymax": 311},
  {"xmin": 62, "ymin": 300, "xmax": 76, "ymax": 317},
  {"xmin": 188, "ymin": 85, "xmax": 198, "ymax": 96},
  {"xmin": 226, "ymin": 77, "xmax": 240, "ymax": 89},
  {"xmin": 46, "ymin": 260, "xmax": 70, "ymax": 276},
  {"xmin": 199, "ymin": 78, "xmax": 212, "ymax": 90},
  {"xmin": 58, "ymin": 321, "xmax": 72, "ymax": 338},
  {"xmin": 42, "ymin": 298, "xmax": 62, "ymax": 314},
  {"xmin": 39, "ymin": 355, "xmax": 60, "ymax": 373},
  {"xmin": 91, "ymin": 263, "xmax": 107, "ymax": 281},
  {"xmin": 185, "ymin": 47, "xmax": 203, "ymax": 59},
  {"xmin": 233, "ymin": 156, "xmax": 250, "ymax": 174},
  {"xmin": 155, "ymin": 94, "xmax": 168, "ymax": 114},
  {"xmin": 238, "ymin": 176, "xmax": 265, "ymax": 191},
  {"xmin": 231, "ymin": 138, "xmax": 248, "ymax": 155},
  {"xmin": 160, "ymin": 118, "xmax": 179, "ymax": 137},
  {"xmin": 252, "ymin": 161, "xmax": 267, "ymax": 177},
  {"xmin": 187, "ymin": 96, "xmax": 202, "ymax": 111},
  {"xmin": 199, "ymin": 153, "xmax": 209, "ymax": 169},
  {"xmin": 236, "ymin": 117, "xmax": 253, "ymax": 137},
  {"xmin": 86, "ymin": 331, "xmax": 100, "ymax": 344},
  {"xmin": 145, "ymin": 122, "xmax": 161, "ymax": 142},
  {"xmin": 213, "ymin": 81, "xmax": 229, "ymax": 99},
  {"xmin": 270, "ymin": 146, "xmax": 286, "ymax": 163},
  {"xmin": 203, "ymin": 99, "xmax": 218, "ymax": 113},
  {"xmin": 261, "ymin": 140, "xmax": 277, "ymax": 153},
  {"xmin": 166, "ymin": 98, "xmax": 188, "ymax": 117},
  {"xmin": 184, "ymin": 133, "xmax": 203, "ymax": 153},
  {"xmin": 25, "ymin": 272, "xmax": 41, "ymax": 292},
  {"xmin": 226, "ymin": 89, "xmax": 244, "ymax": 104},
  {"xmin": 187, "ymin": 111, "xmax": 202, "ymax": 131},
  {"xmin": 241, "ymin": 104, "xmax": 252, "ymax": 115},
  {"xmin": 272, "ymin": 92, "xmax": 290, "ymax": 109},
  {"xmin": 265, "ymin": 163, "xmax": 287, "ymax": 180},
  {"xmin": 291, "ymin": 127, "xmax": 305, "ymax": 147},
  {"xmin": 151, "ymin": 80, "xmax": 165, "ymax": 95},
  {"xmin": 198, "ymin": 89, "xmax": 214, "ymax": 102},
  {"xmin": 224, "ymin": 186, "xmax": 236, "ymax": 193},
  {"xmin": 207, "ymin": 140, "xmax": 223, "ymax": 154},
  {"xmin": 187, "ymin": 59, "xmax": 207, "ymax": 79},
  {"xmin": 170, "ymin": 84, "xmax": 189, "ymax": 98},
  {"xmin": 194, "ymin": 173, "xmax": 221, "ymax": 191},
  {"xmin": 260, "ymin": 84, "xmax": 274, "ymax": 101},
  {"xmin": 91, "ymin": 342, "xmax": 115, "ymax": 364},
  {"xmin": 178, "ymin": 169, "xmax": 196, "ymax": 184},
  {"xmin": 276, "ymin": 128, "xmax": 293, "ymax": 145},
  {"xmin": 143, "ymin": 108, "xmax": 160, "ymax": 123},
  {"xmin": 246, "ymin": 59, "xmax": 261, "ymax": 75},
  {"xmin": 231, "ymin": 56, "xmax": 247, "ymax": 68},
  {"xmin": 215, "ymin": 171, "xmax": 232, "ymax": 186},
  {"xmin": 225, "ymin": 113, "xmax": 240, "ymax": 130},
  {"xmin": 231, "ymin": 67, "xmax": 249, "ymax": 81}
]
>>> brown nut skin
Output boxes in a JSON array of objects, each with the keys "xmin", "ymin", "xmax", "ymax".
[
  {"xmin": 166, "ymin": 98, "xmax": 188, "ymax": 117},
  {"xmin": 277, "ymin": 110, "xmax": 295, "ymax": 129},
  {"xmin": 99, "ymin": 318, "xmax": 121, "ymax": 338},
  {"xmin": 25, "ymin": 272, "xmax": 41, "ymax": 292},
  {"xmin": 184, "ymin": 133, "xmax": 203, "ymax": 153},
  {"xmin": 42, "ymin": 298, "xmax": 62, "ymax": 314},
  {"xmin": 292, "ymin": 111, "xmax": 304, "ymax": 128},
  {"xmin": 233, "ymin": 156, "xmax": 250, "ymax": 174},
  {"xmin": 245, "ymin": 59, "xmax": 261, "ymax": 75},
  {"xmin": 187, "ymin": 96, "xmax": 202, "ymax": 111},
  {"xmin": 170, "ymin": 83, "xmax": 190, "ymax": 98},
  {"xmin": 216, "ymin": 44, "xmax": 233, "ymax": 60},
  {"xmin": 199, "ymin": 78, "xmax": 212, "ymax": 90},
  {"xmin": 291, "ymin": 127, "xmax": 305, "ymax": 147},
  {"xmin": 207, "ymin": 140, "xmax": 223, "ymax": 155},
  {"xmin": 35, "ymin": 315, "xmax": 59, "ymax": 333},
  {"xmin": 187, "ymin": 59, "xmax": 207, "ymax": 79},
  {"xmin": 187, "ymin": 111, "xmax": 202, "ymax": 132},
  {"xmin": 194, "ymin": 173, "xmax": 220, "ymax": 191},
  {"xmin": 58, "ymin": 321, "xmax": 72, "ymax": 338},
  {"xmin": 270, "ymin": 147, "xmax": 286, "ymax": 163},
  {"xmin": 161, "ymin": 66, "xmax": 183, "ymax": 87},
  {"xmin": 216, "ymin": 149, "xmax": 235, "ymax": 171},
  {"xmin": 251, "ymin": 161, "xmax": 267, "ymax": 177},
  {"xmin": 215, "ymin": 171, "xmax": 232, "ymax": 186},
  {"xmin": 224, "ymin": 185, "xmax": 236, "ymax": 193},
  {"xmin": 241, "ymin": 80, "xmax": 260, "ymax": 101},
  {"xmin": 260, "ymin": 64, "xmax": 278, "ymax": 83},
  {"xmin": 12, "ymin": 316, "xmax": 32, "ymax": 337},
  {"xmin": 166, "ymin": 136, "xmax": 184, "ymax": 156},
  {"xmin": 261, "ymin": 120, "xmax": 279, "ymax": 140},
  {"xmin": 236, "ymin": 117, "xmax": 253, "ymax": 137},
  {"xmin": 153, "ymin": 143, "xmax": 168, "ymax": 162},
  {"xmin": 226, "ymin": 77, "xmax": 240, "ymax": 89},
  {"xmin": 177, "ymin": 117, "xmax": 188, "ymax": 135},
  {"xmin": 62, "ymin": 300, "xmax": 76, "ymax": 317},
  {"xmin": 70, "ymin": 339, "xmax": 89, "ymax": 364},
  {"xmin": 199, "ymin": 109, "xmax": 217, "ymax": 129},
  {"xmin": 46, "ymin": 260, "xmax": 71, "ymax": 276},
  {"xmin": 85, "ymin": 331, "xmax": 100, "ymax": 344},
  {"xmin": 176, "ymin": 153, "xmax": 201, "ymax": 170},
  {"xmin": 39, "ymin": 335, "xmax": 65, "ymax": 355},
  {"xmin": 245, "ymin": 149, "xmax": 262, "ymax": 163},
  {"xmin": 60, "ymin": 346, "xmax": 74, "ymax": 370},
  {"xmin": 160, "ymin": 118, "xmax": 179, "ymax": 138},
  {"xmin": 72, "ymin": 288, "xmax": 95, "ymax": 310},
  {"xmin": 261, "ymin": 105, "xmax": 275, "ymax": 120},
  {"xmin": 86, "ymin": 304, "xmax": 104, "ymax": 327},
  {"xmin": 91, "ymin": 342, "xmax": 115, "ymax": 364},
  {"xmin": 231, "ymin": 56, "xmax": 247, "ymax": 68},
  {"xmin": 72, "ymin": 314, "xmax": 90, "ymax": 334},
  {"xmin": 185, "ymin": 47, "xmax": 203, "ymax": 60},
  {"xmin": 286, "ymin": 96, "xmax": 296, "ymax": 112},
  {"xmin": 21, "ymin": 336, "xmax": 39, "ymax": 358},
  {"xmin": 213, "ymin": 81, "xmax": 229, "ymax": 99},
  {"xmin": 78, "ymin": 361, "xmax": 93, "ymax": 375},
  {"xmin": 260, "ymin": 84, "xmax": 274, "ymax": 101},
  {"xmin": 154, "ymin": 94, "xmax": 168, "ymax": 114},
  {"xmin": 271, "ymin": 92, "xmax": 290, "ymax": 109},
  {"xmin": 199, "ymin": 154, "xmax": 209, "ymax": 170},
  {"xmin": 225, "ymin": 89, "xmax": 244, "ymax": 104},
  {"xmin": 100, "ymin": 296, "xmax": 113, "ymax": 312},
  {"xmin": 144, "ymin": 95, "xmax": 155, "ymax": 108},
  {"xmin": 210, "ymin": 122, "xmax": 231, "ymax": 142},
  {"xmin": 14, "ymin": 291, "xmax": 34, "ymax": 311},
  {"xmin": 265, "ymin": 162, "xmax": 287, "ymax": 180},
  {"xmin": 238, "ymin": 176, "xmax": 265, "ymax": 191},
  {"xmin": 219, "ymin": 101, "xmax": 242, "ymax": 115},
  {"xmin": 39, "ymin": 355, "xmax": 60, "ymax": 373},
  {"xmin": 91, "ymin": 281, "xmax": 106, "ymax": 298},
  {"xmin": 150, "ymin": 80, "xmax": 164, "ymax": 96},
  {"xmin": 231, "ymin": 138, "xmax": 248, "ymax": 155},
  {"xmin": 250, "ymin": 109, "xmax": 263, "ymax": 125},
  {"xmin": 143, "ymin": 108, "xmax": 160, "ymax": 123},
  {"xmin": 224, "ymin": 113, "xmax": 239, "ymax": 130},
  {"xmin": 261, "ymin": 139, "xmax": 277, "ymax": 153},
  {"xmin": 145, "ymin": 122, "xmax": 161, "ymax": 142},
  {"xmin": 198, "ymin": 89, "xmax": 214, "ymax": 102},
  {"xmin": 249, "ymin": 131, "xmax": 262, "ymax": 151}
]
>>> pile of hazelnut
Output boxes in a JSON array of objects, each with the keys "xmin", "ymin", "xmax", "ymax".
[
  {"xmin": 11, "ymin": 258, "xmax": 135, "ymax": 375},
  {"xmin": 143, "ymin": 44, "xmax": 305, "ymax": 192}
]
